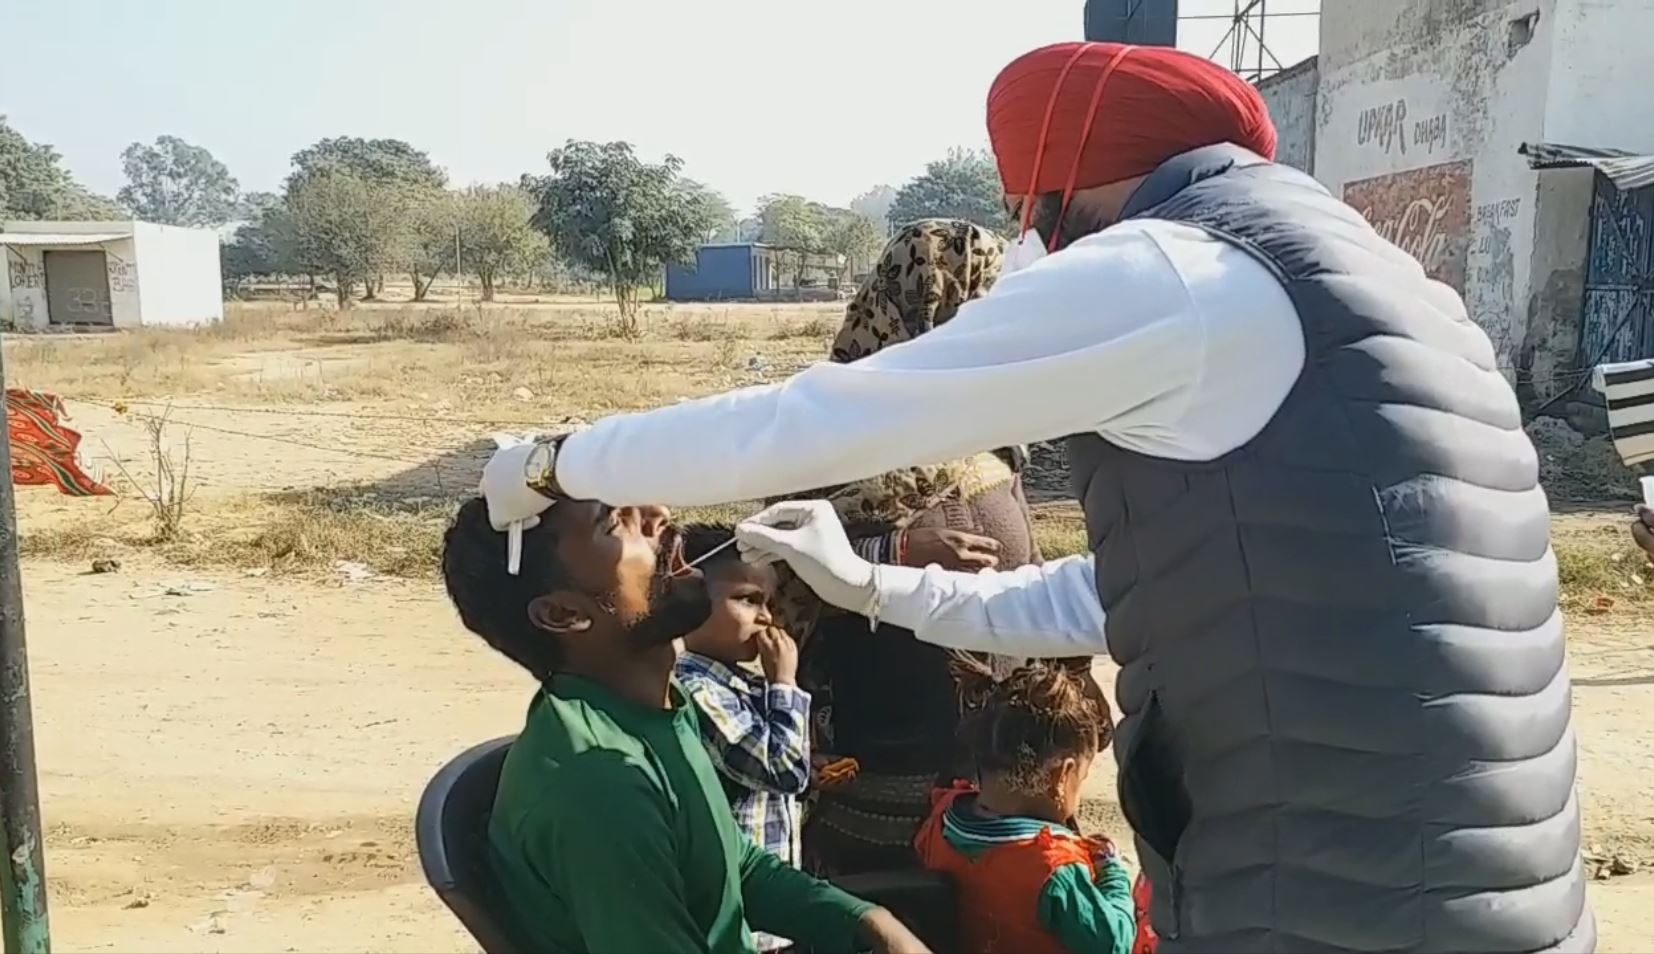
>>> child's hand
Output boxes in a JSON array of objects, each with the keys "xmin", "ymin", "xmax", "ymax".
[{"xmin": 756, "ymin": 626, "xmax": 799, "ymax": 686}]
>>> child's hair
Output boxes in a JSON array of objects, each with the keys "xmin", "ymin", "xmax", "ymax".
[
  {"xmin": 442, "ymin": 497, "xmax": 569, "ymax": 679},
  {"xmin": 679, "ymin": 522, "xmax": 737, "ymax": 571},
  {"xmin": 952, "ymin": 657, "xmax": 1112, "ymax": 791}
]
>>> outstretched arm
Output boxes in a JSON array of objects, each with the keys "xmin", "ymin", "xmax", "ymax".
[
  {"xmin": 878, "ymin": 554, "xmax": 1108, "ymax": 658},
  {"xmin": 552, "ymin": 227, "xmax": 1205, "ymax": 506},
  {"xmin": 736, "ymin": 500, "xmax": 1108, "ymax": 659}
]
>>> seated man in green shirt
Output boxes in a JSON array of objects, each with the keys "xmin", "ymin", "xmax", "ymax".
[{"xmin": 440, "ymin": 495, "xmax": 928, "ymax": 954}]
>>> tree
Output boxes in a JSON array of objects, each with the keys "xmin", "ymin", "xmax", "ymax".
[
  {"xmin": 117, "ymin": 135, "xmax": 240, "ymax": 226},
  {"xmin": 221, "ymin": 204, "xmax": 292, "ymax": 284},
  {"xmin": 0, "ymin": 116, "xmax": 124, "ymax": 220},
  {"xmin": 285, "ymin": 136, "xmax": 446, "ymax": 193},
  {"xmin": 850, "ymin": 185, "xmax": 898, "ymax": 234},
  {"xmin": 457, "ymin": 185, "xmax": 546, "ymax": 302},
  {"xmin": 281, "ymin": 169, "xmax": 413, "ymax": 307},
  {"xmin": 757, "ymin": 193, "xmax": 827, "ymax": 286},
  {"xmin": 529, "ymin": 140, "xmax": 717, "ymax": 333},
  {"xmin": 405, "ymin": 190, "xmax": 458, "ymax": 302},
  {"xmin": 285, "ymin": 137, "xmax": 444, "ymax": 298},
  {"xmin": 678, "ymin": 179, "xmax": 736, "ymax": 243},
  {"xmin": 888, "ymin": 148, "xmax": 1008, "ymax": 232},
  {"xmin": 823, "ymin": 208, "xmax": 884, "ymax": 278}
]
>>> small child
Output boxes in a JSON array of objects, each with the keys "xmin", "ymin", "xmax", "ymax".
[
  {"xmin": 915, "ymin": 661, "xmax": 1138, "ymax": 954},
  {"xmin": 672, "ymin": 526, "xmax": 810, "ymax": 952}
]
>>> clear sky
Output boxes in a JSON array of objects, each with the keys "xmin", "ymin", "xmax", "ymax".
[{"xmin": 0, "ymin": 0, "xmax": 1318, "ymax": 215}]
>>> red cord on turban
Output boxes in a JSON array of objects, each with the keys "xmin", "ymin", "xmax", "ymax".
[{"xmin": 987, "ymin": 42, "xmax": 1277, "ymax": 202}]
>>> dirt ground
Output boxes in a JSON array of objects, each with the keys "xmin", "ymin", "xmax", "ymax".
[{"xmin": 5, "ymin": 303, "xmax": 1652, "ymax": 951}]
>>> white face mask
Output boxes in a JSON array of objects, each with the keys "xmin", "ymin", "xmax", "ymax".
[{"xmin": 1003, "ymin": 229, "xmax": 1048, "ymax": 275}]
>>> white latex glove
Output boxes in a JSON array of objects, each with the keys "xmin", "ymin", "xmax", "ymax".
[
  {"xmin": 480, "ymin": 434, "xmax": 555, "ymax": 532},
  {"xmin": 736, "ymin": 501, "xmax": 878, "ymax": 615}
]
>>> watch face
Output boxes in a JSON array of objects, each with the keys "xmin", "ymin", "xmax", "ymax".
[{"xmin": 525, "ymin": 439, "xmax": 559, "ymax": 495}]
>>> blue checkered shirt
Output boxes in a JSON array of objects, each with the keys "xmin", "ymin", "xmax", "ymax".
[{"xmin": 673, "ymin": 652, "xmax": 811, "ymax": 871}]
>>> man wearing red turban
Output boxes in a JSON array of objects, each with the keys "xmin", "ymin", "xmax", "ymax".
[{"xmin": 481, "ymin": 41, "xmax": 1590, "ymax": 954}]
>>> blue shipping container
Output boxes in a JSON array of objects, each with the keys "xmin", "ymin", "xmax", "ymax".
[{"xmin": 666, "ymin": 243, "xmax": 775, "ymax": 301}]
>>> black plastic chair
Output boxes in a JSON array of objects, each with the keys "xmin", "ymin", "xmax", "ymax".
[
  {"xmin": 415, "ymin": 735, "xmax": 523, "ymax": 954},
  {"xmin": 417, "ymin": 735, "xmax": 959, "ymax": 953}
]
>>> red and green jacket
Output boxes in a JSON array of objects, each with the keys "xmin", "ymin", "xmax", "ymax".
[{"xmin": 915, "ymin": 783, "xmax": 1145, "ymax": 954}]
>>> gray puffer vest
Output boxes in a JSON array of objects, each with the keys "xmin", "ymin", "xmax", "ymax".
[{"xmin": 1069, "ymin": 145, "xmax": 1593, "ymax": 953}]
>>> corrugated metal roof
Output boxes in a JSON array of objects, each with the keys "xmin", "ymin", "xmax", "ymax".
[
  {"xmin": 0, "ymin": 232, "xmax": 128, "ymax": 247},
  {"xmin": 1520, "ymin": 141, "xmax": 1654, "ymax": 192}
]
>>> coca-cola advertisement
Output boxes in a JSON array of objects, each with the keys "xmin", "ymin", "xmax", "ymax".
[{"xmin": 1342, "ymin": 159, "xmax": 1473, "ymax": 292}]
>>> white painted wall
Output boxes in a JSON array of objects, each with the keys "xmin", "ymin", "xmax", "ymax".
[
  {"xmin": 130, "ymin": 222, "xmax": 223, "ymax": 327},
  {"xmin": 2, "ymin": 246, "xmax": 46, "ymax": 330},
  {"xmin": 1257, "ymin": 57, "xmax": 1318, "ymax": 175},
  {"xmin": 105, "ymin": 237, "xmax": 142, "ymax": 328},
  {"xmin": 2, "ymin": 239, "xmax": 141, "ymax": 330},
  {"xmin": 1544, "ymin": 0, "xmax": 1654, "ymax": 153},
  {"xmin": 1315, "ymin": 0, "xmax": 1558, "ymax": 369},
  {"xmin": 2, "ymin": 220, "xmax": 220, "ymax": 329}
]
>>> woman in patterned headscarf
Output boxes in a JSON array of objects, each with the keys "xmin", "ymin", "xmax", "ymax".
[{"xmin": 778, "ymin": 219, "xmax": 1101, "ymax": 877}]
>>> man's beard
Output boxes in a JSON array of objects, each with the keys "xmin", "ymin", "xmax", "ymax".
[{"xmin": 622, "ymin": 526, "xmax": 712, "ymax": 649}]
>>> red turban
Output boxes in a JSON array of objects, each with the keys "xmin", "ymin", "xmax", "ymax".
[{"xmin": 987, "ymin": 42, "xmax": 1277, "ymax": 199}]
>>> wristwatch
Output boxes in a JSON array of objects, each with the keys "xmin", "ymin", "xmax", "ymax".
[{"xmin": 524, "ymin": 434, "xmax": 569, "ymax": 499}]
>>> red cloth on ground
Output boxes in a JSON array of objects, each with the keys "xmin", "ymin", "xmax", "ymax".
[{"xmin": 6, "ymin": 390, "xmax": 110, "ymax": 496}]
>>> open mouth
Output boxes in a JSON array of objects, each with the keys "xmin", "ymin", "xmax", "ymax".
[{"xmin": 659, "ymin": 526, "xmax": 693, "ymax": 579}]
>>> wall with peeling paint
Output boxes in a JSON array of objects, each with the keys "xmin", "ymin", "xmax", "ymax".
[
  {"xmin": 1257, "ymin": 56, "xmax": 1318, "ymax": 174},
  {"xmin": 1316, "ymin": 0, "xmax": 1556, "ymax": 373},
  {"xmin": 1295, "ymin": 0, "xmax": 1654, "ymax": 402}
]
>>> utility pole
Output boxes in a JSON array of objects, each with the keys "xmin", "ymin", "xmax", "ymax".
[{"xmin": 0, "ymin": 350, "xmax": 50, "ymax": 954}]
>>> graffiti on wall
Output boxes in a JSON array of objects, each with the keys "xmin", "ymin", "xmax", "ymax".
[
  {"xmin": 6, "ymin": 251, "xmax": 43, "ymax": 290},
  {"xmin": 1356, "ymin": 99, "xmax": 1409, "ymax": 154},
  {"xmin": 1467, "ymin": 196, "xmax": 1523, "ymax": 358},
  {"xmin": 106, "ymin": 251, "xmax": 138, "ymax": 296},
  {"xmin": 1354, "ymin": 98, "xmax": 1449, "ymax": 157},
  {"xmin": 1414, "ymin": 113, "xmax": 1449, "ymax": 155},
  {"xmin": 1343, "ymin": 159, "xmax": 1473, "ymax": 291}
]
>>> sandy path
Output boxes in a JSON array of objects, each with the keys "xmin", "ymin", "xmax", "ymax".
[{"xmin": 11, "ymin": 553, "xmax": 1648, "ymax": 952}]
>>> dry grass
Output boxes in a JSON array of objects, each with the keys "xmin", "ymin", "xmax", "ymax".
[
  {"xmin": 1554, "ymin": 518, "xmax": 1654, "ymax": 608},
  {"xmin": 2, "ymin": 301, "xmax": 840, "ymax": 418}
]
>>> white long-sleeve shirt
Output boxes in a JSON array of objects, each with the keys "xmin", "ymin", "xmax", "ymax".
[{"xmin": 556, "ymin": 219, "xmax": 1307, "ymax": 657}]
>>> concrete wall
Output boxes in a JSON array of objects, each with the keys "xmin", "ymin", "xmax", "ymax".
[
  {"xmin": 1257, "ymin": 56, "xmax": 1319, "ymax": 174},
  {"xmin": 2, "ymin": 239, "xmax": 140, "ymax": 330},
  {"xmin": 1521, "ymin": 166, "xmax": 1595, "ymax": 403},
  {"xmin": 3, "ymin": 246, "xmax": 47, "ymax": 330},
  {"xmin": 1544, "ymin": 0, "xmax": 1654, "ymax": 154},
  {"xmin": 131, "ymin": 222, "xmax": 223, "ymax": 327},
  {"xmin": 1316, "ymin": 0, "xmax": 1558, "ymax": 370},
  {"xmin": 2, "ymin": 221, "xmax": 219, "ymax": 328}
]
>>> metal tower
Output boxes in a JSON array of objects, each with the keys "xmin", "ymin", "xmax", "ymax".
[{"xmin": 1181, "ymin": 0, "xmax": 1321, "ymax": 81}]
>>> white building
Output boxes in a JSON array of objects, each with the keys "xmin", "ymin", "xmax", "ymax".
[
  {"xmin": 1257, "ymin": 0, "xmax": 1654, "ymax": 408},
  {"xmin": 0, "ymin": 220, "xmax": 223, "ymax": 330}
]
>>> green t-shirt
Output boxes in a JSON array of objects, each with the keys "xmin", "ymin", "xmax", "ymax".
[{"xmin": 487, "ymin": 675, "xmax": 873, "ymax": 953}]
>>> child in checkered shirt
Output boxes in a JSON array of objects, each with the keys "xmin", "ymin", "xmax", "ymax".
[{"xmin": 673, "ymin": 526, "xmax": 811, "ymax": 951}]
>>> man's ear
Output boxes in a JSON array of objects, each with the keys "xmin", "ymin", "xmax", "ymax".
[{"xmin": 527, "ymin": 591, "xmax": 593, "ymax": 636}]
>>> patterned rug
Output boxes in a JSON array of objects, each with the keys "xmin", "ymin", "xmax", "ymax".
[{"xmin": 5, "ymin": 389, "xmax": 111, "ymax": 496}]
